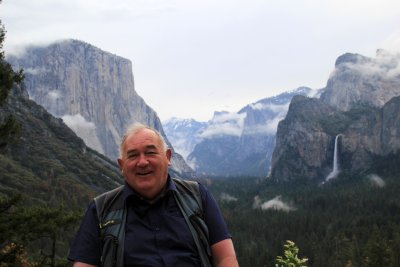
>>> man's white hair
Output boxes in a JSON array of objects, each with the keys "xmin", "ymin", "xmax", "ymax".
[{"xmin": 119, "ymin": 123, "xmax": 168, "ymax": 157}]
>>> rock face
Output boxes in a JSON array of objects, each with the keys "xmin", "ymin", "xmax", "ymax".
[
  {"xmin": 270, "ymin": 95, "xmax": 335, "ymax": 181},
  {"xmin": 185, "ymin": 87, "xmax": 312, "ymax": 177},
  {"xmin": 340, "ymin": 96, "xmax": 400, "ymax": 171},
  {"xmin": 8, "ymin": 39, "xmax": 193, "ymax": 177},
  {"xmin": 271, "ymin": 50, "xmax": 400, "ymax": 182},
  {"xmin": 320, "ymin": 50, "xmax": 400, "ymax": 111}
]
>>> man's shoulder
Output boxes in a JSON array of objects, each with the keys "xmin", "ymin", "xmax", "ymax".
[
  {"xmin": 172, "ymin": 178, "xmax": 203, "ymax": 196},
  {"xmin": 172, "ymin": 177, "xmax": 199, "ymax": 187},
  {"xmin": 171, "ymin": 178, "xmax": 205, "ymax": 211},
  {"xmin": 94, "ymin": 185, "xmax": 125, "ymax": 219},
  {"xmin": 95, "ymin": 185, "xmax": 125, "ymax": 200}
]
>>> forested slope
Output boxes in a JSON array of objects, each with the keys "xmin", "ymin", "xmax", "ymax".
[{"xmin": 210, "ymin": 168, "xmax": 400, "ymax": 266}]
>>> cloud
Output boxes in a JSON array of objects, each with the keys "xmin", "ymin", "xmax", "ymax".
[
  {"xmin": 342, "ymin": 50, "xmax": 400, "ymax": 79},
  {"xmin": 249, "ymin": 102, "xmax": 266, "ymax": 110},
  {"xmin": 344, "ymin": 60, "xmax": 384, "ymax": 77},
  {"xmin": 250, "ymin": 102, "xmax": 289, "ymax": 114},
  {"xmin": 62, "ymin": 113, "xmax": 104, "ymax": 154},
  {"xmin": 170, "ymin": 138, "xmax": 192, "ymax": 159},
  {"xmin": 305, "ymin": 88, "xmax": 319, "ymax": 98},
  {"xmin": 253, "ymin": 195, "xmax": 296, "ymax": 212},
  {"xmin": 220, "ymin": 193, "xmax": 238, "ymax": 202},
  {"xmin": 200, "ymin": 102, "xmax": 289, "ymax": 137},
  {"xmin": 62, "ymin": 113, "xmax": 96, "ymax": 132},
  {"xmin": 252, "ymin": 196, "xmax": 262, "ymax": 209},
  {"xmin": 23, "ymin": 67, "xmax": 48, "ymax": 75},
  {"xmin": 200, "ymin": 123, "xmax": 242, "ymax": 138},
  {"xmin": 200, "ymin": 112, "xmax": 246, "ymax": 138},
  {"xmin": 243, "ymin": 103, "xmax": 289, "ymax": 135},
  {"xmin": 378, "ymin": 50, "xmax": 400, "ymax": 78},
  {"xmin": 386, "ymin": 63, "xmax": 400, "ymax": 78},
  {"xmin": 265, "ymin": 117, "xmax": 285, "ymax": 133},
  {"xmin": 211, "ymin": 112, "xmax": 246, "ymax": 123},
  {"xmin": 367, "ymin": 174, "xmax": 386, "ymax": 188},
  {"xmin": 243, "ymin": 117, "xmax": 283, "ymax": 135},
  {"xmin": 47, "ymin": 90, "xmax": 61, "ymax": 101}
]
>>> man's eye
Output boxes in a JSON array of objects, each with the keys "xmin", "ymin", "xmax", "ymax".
[
  {"xmin": 146, "ymin": 151, "xmax": 157, "ymax": 155},
  {"xmin": 128, "ymin": 154, "xmax": 138, "ymax": 159}
]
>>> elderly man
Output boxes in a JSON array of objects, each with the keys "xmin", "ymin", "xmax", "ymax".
[{"xmin": 68, "ymin": 123, "xmax": 239, "ymax": 267}]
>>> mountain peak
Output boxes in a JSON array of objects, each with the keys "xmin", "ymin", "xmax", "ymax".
[{"xmin": 334, "ymin": 52, "xmax": 369, "ymax": 68}]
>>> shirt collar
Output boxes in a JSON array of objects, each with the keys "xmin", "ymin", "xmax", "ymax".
[{"xmin": 122, "ymin": 174, "xmax": 177, "ymax": 202}]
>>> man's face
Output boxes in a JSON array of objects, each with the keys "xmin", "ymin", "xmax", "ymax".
[{"xmin": 118, "ymin": 128, "xmax": 171, "ymax": 201}]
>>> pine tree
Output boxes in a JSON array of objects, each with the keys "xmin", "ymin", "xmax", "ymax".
[
  {"xmin": 0, "ymin": 2, "xmax": 24, "ymax": 150},
  {"xmin": 0, "ymin": 195, "xmax": 30, "ymax": 266},
  {"xmin": 0, "ymin": 196, "xmax": 82, "ymax": 266}
]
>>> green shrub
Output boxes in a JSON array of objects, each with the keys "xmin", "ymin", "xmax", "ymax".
[{"xmin": 275, "ymin": 240, "xmax": 308, "ymax": 267}]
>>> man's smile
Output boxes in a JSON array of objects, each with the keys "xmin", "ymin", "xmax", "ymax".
[{"xmin": 137, "ymin": 171, "xmax": 153, "ymax": 176}]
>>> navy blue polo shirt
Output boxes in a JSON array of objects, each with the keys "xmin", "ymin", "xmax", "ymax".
[{"xmin": 68, "ymin": 176, "xmax": 231, "ymax": 266}]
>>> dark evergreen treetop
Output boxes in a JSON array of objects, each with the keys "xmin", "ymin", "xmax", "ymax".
[{"xmin": 0, "ymin": 11, "xmax": 23, "ymax": 106}]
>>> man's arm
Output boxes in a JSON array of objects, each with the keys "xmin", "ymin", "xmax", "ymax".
[
  {"xmin": 73, "ymin": 262, "xmax": 96, "ymax": 267},
  {"xmin": 68, "ymin": 201, "xmax": 102, "ymax": 266},
  {"xmin": 211, "ymin": 238, "xmax": 239, "ymax": 267}
]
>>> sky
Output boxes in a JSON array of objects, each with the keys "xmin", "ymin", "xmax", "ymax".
[{"xmin": 1, "ymin": 0, "xmax": 400, "ymax": 122}]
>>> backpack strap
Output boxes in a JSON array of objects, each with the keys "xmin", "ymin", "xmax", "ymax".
[
  {"xmin": 173, "ymin": 178, "xmax": 212, "ymax": 267},
  {"xmin": 94, "ymin": 185, "xmax": 126, "ymax": 267}
]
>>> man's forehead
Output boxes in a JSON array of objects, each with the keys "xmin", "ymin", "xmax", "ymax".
[{"xmin": 125, "ymin": 129, "xmax": 161, "ymax": 147}]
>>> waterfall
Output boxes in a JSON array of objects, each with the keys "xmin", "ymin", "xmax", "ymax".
[{"xmin": 325, "ymin": 134, "xmax": 341, "ymax": 182}]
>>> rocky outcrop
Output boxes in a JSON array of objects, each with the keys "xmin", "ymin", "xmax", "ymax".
[
  {"xmin": 8, "ymin": 39, "xmax": 193, "ymax": 177},
  {"xmin": 381, "ymin": 96, "xmax": 400, "ymax": 154},
  {"xmin": 271, "ymin": 50, "xmax": 400, "ymax": 182},
  {"xmin": 270, "ymin": 95, "xmax": 335, "ymax": 181},
  {"xmin": 340, "ymin": 96, "xmax": 400, "ymax": 172}
]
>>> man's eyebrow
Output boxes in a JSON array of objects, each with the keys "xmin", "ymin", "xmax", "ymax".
[
  {"xmin": 126, "ymin": 145, "xmax": 158, "ymax": 154},
  {"xmin": 126, "ymin": 149, "xmax": 138, "ymax": 155}
]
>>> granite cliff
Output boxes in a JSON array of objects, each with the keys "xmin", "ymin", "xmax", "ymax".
[
  {"xmin": 271, "ymin": 50, "xmax": 400, "ymax": 182},
  {"xmin": 7, "ymin": 39, "xmax": 193, "ymax": 177}
]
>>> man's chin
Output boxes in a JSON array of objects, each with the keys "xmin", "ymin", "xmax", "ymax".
[
  {"xmin": 135, "ymin": 178, "xmax": 157, "ymax": 190},
  {"xmin": 126, "ymin": 176, "xmax": 153, "ymax": 189}
]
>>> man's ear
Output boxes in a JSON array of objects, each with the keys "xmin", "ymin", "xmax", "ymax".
[
  {"xmin": 118, "ymin": 158, "xmax": 123, "ymax": 170},
  {"xmin": 166, "ymin": 148, "xmax": 172, "ymax": 165}
]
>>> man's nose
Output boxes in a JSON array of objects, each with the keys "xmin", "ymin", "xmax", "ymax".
[{"xmin": 137, "ymin": 154, "xmax": 149, "ymax": 166}]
